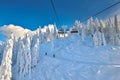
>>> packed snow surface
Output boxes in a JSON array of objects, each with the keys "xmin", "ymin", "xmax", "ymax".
[{"xmin": 24, "ymin": 34, "xmax": 120, "ymax": 80}]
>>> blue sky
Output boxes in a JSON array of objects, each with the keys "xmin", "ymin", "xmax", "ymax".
[{"xmin": 0, "ymin": 0, "xmax": 120, "ymax": 30}]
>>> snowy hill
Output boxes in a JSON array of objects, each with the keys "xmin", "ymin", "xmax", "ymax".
[
  {"xmin": 24, "ymin": 34, "xmax": 120, "ymax": 80},
  {"xmin": 0, "ymin": 15, "xmax": 120, "ymax": 80}
]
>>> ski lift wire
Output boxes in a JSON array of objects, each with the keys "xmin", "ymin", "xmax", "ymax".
[
  {"xmin": 82, "ymin": 0, "xmax": 120, "ymax": 22},
  {"xmin": 50, "ymin": 0, "xmax": 60, "ymax": 25}
]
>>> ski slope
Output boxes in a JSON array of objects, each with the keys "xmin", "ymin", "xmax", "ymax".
[
  {"xmin": 0, "ymin": 15, "xmax": 120, "ymax": 80},
  {"xmin": 25, "ymin": 34, "xmax": 120, "ymax": 80}
]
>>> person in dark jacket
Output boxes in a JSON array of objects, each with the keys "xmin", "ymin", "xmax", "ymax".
[
  {"xmin": 45, "ymin": 52, "xmax": 47, "ymax": 55},
  {"xmin": 53, "ymin": 54, "xmax": 55, "ymax": 58}
]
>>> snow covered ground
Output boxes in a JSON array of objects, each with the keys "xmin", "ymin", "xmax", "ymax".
[{"xmin": 24, "ymin": 34, "xmax": 120, "ymax": 80}]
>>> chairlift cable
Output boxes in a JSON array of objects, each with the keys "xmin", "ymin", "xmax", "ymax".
[
  {"xmin": 50, "ymin": 0, "xmax": 60, "ymax": 25},
  {"xmin": 82, "ymin": 0, "xmax": 120, "ymax": 22}
]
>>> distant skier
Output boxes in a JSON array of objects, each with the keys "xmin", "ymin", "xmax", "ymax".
[
  {"xmin": 53, "ymin": 54, "xmax": 55, "ymax": 58},
  {"xmin": 45, "ymin": 52, "xmax": 47, "ymax": 55}
]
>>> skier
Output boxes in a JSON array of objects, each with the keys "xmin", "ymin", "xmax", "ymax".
[
  {"xmin": 45, "ymin": 52, "xmax": 47, "ymax": 55},
  {"xmin": 53, "ymin": 54, "xmax": 55, "ymax": 58}
]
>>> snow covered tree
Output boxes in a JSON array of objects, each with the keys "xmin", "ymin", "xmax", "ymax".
[
  {"xmin": 99, "ymin": 20, "xmax": 105, "ymax": 33},
  {"xmin": 31, "ymin": 35, "xmax": 40, "ymax": 69},
  {"xmin": 106, "ymin": 19, "xmax": 115, "ymax": 45},
  {"xmin": 87, "ymin": 17, "xmax": 95, "ymax": 36},
  {"xmin": 114, "ymin": 15, "xmax": 119, "ymax": 33},
  {"xmin": 94, "ymin": 18, "xmax": 100, "ymax": 32},
  {"xmin": 93, "ymin": 19, "xmax": 106, "ymax": 46},
  {"xmin": 0, "ymin": 43, "xmax": 5, "ymax": 65},
  {"xmin": 81, "ymin": 25, "xmax": 86, "ymax": 41},
  {"xmin": 0, "ymin": 34, "xmax": 14, "ymax": 80},
  {"xmin": 74, "ymin": 20, "xmax": 83, "ymax": 35},
  {"xmin": 46, "ymin": 27, "xmax": 51, "ymax": 41},
  {"xmin": 114, "ymin": 15, "xmax": 120, "ymax": 45},
  {"xmin": 16, "ymin": 34, "xmax": 32, "ymax": 80},
  {"xmin": 12, "ymin": 38, "xmax": 20, "ymax": 66},
  {"xmin": 38, "ymin": 26, "xmax": 43, "ymax": 43},
  {"xmin": 101, "ymin": 32, "xmax": 106, "ymax": 46},
  {"xmin": 62, "ymin": 25, "xmax": 68, "ymax": 37},
  {"xmin": 53, "ymin": 24, "xmax": 57, "ymax": 39},
  {"xmin": 103, "ymin": 21, "xmax": 110, "ymax": 44},
  {"xmin": 93, "ymin": 30, "xmax": 101, "ymax": 46},
  {"xmin": 24, "ymin": 34, "xmax": 31, "ymax": 78},
  {"xmin": 16, "ymin": 39, "xmax": 25, "ymax": 80},
  {"xmin": 99, "ymin": 20, "xmax": 106, "ymax": 46}
]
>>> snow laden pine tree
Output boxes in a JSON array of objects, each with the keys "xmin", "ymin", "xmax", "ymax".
[
  {"xmin": 105, "ymin": 19, "xmax": 115, "ymax": 45},
  {"xmin": 38, "ymin": 26, "xmax": 43, "ymax": 43},
  {"xmin": 31, "ymin": 33, "xmax": 40, "ymax": 69},
  {"xmin": 31, "ymin": 39, "xmax": 39, "ymax": 68},
  {"xmin": 114, "ymin": 15, "xmax": 120, "ymax": 45},
  {"xmin": 74, "ymin": 20, "xmax": 82, "ymax": 35},
  {"xmin": 81, "ymin": 24, "xmax": 86, "ymax": 41},
  {"xmin": 93, "ymin": 30, "xmax": 102, "ymax": 46},
  {"xmin": 0, "ymin": 34, "xmax": 14, "ymax": 80},
  {"xmin": 16, "ymin": 38, "xmax": 25, "ymax": 80},
  {"xmin": 92, "ymin": 18, "xmax": 100, "ymax": 46},
  {"xmin": 53, "ymin": 24, "xmax": 57, "ymax": 39},
  {"xmin": 46, "ymin": 27, "xmax": 51, "ymax": 41},
  {"xmin": 50, "ymin": 24, "xmax": 57, "ymax": 52},
  {"xmin": 62, "ymin": 25, "xmax": 68, "ymax": 37},
  {"xmin": 93, "ymin": 18, "xmax": 106, "ymax": 46},
  {"xmin": 24, "ymin": 34, "xmax": 31, "ymax": 79},
  {"xmin": 17, "ymin": 34, "xmax": 32, "ymax": 80},
  {"xmin": 99, "ymin": 20, "xmax": 106, "ymax": 46},
  {"xmin": 114, "ymin": 15, "xmax": 119, "ymax": 33},
  {"xmin": 87, "ymin": 17, "xmax": 95, "ymax": 36}
]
